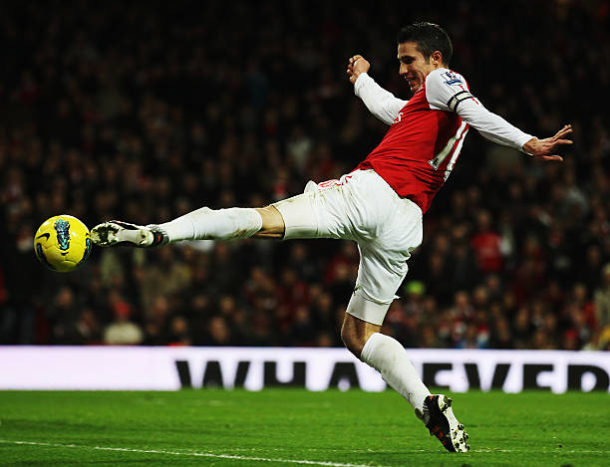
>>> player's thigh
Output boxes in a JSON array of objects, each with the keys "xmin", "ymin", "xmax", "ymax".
[
  {"xmin": 271, "ymin": 188, "xmax": 354, "ymax": 240},
  {"xmin": 358, "ymin": 242, "xmax": 411, "ymax": 301},
  {"xmin": 346, "ymin": 201, "xmax": 422, "ymax": 326},
  {"xmin": 356, "ymin": 199, "xmax": 422, "ymax": 302},
  {"xmin": 346, "ymin": 243, "xmax": 410, "ymax": 326}
]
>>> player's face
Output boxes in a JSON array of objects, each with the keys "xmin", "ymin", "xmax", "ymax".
[{"xmin": 397, "ymin": 41, "xmax": 437, "ymax": 93}]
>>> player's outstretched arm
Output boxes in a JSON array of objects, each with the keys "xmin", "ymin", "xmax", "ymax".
[
  {"xmin": 425, "ymin": 70, "xmax": 572, "ymax": 161},
  {"xmin": 347, "ymin": 54, "xmax": 406, "ymax": 126},
  {"xmin": 522, "ymin": 124, "xmax": 573, "ymax": 162}
]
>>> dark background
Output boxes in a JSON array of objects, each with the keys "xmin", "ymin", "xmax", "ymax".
[{"xmin": 1, "ymin": 0, "xmax": 609, "ymax": 350}]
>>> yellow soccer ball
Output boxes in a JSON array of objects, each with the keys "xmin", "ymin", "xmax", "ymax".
[{"xmin": 34, "ymin": 215, "xmax": 92, "ymax": 272}]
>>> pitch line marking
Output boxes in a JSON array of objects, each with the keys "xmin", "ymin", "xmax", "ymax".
[
  {"xmin": 3, "ymin": 439, "xmax": 608, "ymax": 460},
  {"xmin": 0, "ymin": 439, "xmax": 387, "ymax": 467}
]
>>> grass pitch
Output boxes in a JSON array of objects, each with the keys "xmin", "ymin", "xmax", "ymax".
[{"xmin": 0, "ymin": 389, "xmax": 608, "ymax": 466}]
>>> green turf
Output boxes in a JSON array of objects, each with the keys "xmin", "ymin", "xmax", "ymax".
[{"xmin": 0, "ymin": 389, "xmax": 608, "ymax": 466}]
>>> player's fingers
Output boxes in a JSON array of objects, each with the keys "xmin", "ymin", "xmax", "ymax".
[
  {"xmin": 550, "ymin": 132, "xmax": 572, "ymax": 144},
  {"xmin": 554, "ymin": 125, "xmax": 573, "ymax": 138},
  {"xmin": 555, "ymin": 129, "xmax": 572, "ymax": 139},
  {"xmin": 349, "ymin": 55, "xmax": 361, "ymax": 64},
  {"xmin": 541, "ymin": 155, "xmax": 564, "ymax": 162}
]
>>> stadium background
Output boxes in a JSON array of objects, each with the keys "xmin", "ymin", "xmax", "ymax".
[{"xmin": 1, "ymin": 0, "xmax": 609, "ymax": 352}]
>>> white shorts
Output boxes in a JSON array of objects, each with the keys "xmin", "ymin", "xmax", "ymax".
[{"xmin": 273, "ymin": 170, "xmax": 423, "ymax": 325}]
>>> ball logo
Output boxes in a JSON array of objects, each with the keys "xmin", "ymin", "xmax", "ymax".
[
  {"xmin": 35, "ymin": 243, "xmax": 54, "ymax": 270},
  {"xmin": 54, "ymin": 219, "xmax": 71, "ymax": 252},
  {"xmin": 78, "ymin": 238, "xmax": 92, "ymax": 266}
]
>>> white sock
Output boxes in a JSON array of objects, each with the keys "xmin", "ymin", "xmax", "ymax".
[
  {"xmin": 159, "ymin": 207, "xmax": 263, "ymax": 242},
  {"xmin": 360, "ymin": 332, "xmax": 430, "ymax": 414}
]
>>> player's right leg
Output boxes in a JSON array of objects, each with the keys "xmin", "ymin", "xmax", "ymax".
[
  {"xmin": 334, "ymin": 175, "xmax": 469, "ymax": 452},
  {"xmin": 343, "ymin": 284, "xmax": 470, "ymax": 452},
  {"xmin": 418, "ymin": 394, "xmax": 470, "ymax": 453}
]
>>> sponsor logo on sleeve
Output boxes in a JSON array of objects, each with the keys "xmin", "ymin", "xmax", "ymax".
[{"xmin": 443, "ymin": 71, "xmax": 463, "ymax": 86}]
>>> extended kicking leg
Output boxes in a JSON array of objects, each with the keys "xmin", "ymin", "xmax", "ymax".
[
  {"xmin": 90, "ymin": 221, "xmax": 170, "ymax": 247},
  {"xmin": 91, "ymin": 206, "xmax": 283, "ymax": 247}
]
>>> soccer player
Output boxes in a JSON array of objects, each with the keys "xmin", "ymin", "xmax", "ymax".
[{"xmin": 91, "ymin": 22, "xmax": 572, "ymax": 452}]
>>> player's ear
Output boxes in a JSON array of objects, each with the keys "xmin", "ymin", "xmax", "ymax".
[{"xmin": 430, "ymin": 50, "xmax": 443, "ymax": 66}]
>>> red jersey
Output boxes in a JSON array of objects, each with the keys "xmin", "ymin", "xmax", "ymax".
[{"xmin": 356, "ymin": 69, "xmax": 472, "ymax": 213}]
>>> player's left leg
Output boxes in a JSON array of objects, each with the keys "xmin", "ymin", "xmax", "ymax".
[
  {"xmin": 91, "ymin": 206, "xmax": 284, "ymax": 247},
  {"xmin": 91, "ymin": 170, "xmax": 363, "ymax": 248}
]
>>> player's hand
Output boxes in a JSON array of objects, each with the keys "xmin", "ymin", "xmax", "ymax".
[
  {"xmin": 522, "ymin": 124, "xmax": 573, "ymax": 162},
  {"xmin": 347, "ymin": 55, "xmax": 370, "ymax": 84}
]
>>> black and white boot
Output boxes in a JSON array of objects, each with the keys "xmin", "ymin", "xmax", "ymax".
[
  {"xmin": 416, "ymin": 394, "xmax": 470, "ymax": 452},
  {"xmin": 91, "ymin": 221, "xmax": 168, "ymax": 248}
]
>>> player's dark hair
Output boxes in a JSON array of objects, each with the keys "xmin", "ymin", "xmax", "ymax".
[{"xmin": 397, "ymin": 22, "xmax": 453, "ymax": 65}]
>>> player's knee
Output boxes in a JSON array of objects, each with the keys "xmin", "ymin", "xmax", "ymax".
[
  {"xmin": 254, "ymin": 206, "xmax": 285, "ymax": 239},
  {"xmin": 340, "ymin": 324, "xmax": 366, "ymax": 358},
  {"xmin": 342, "ymin": 296, "xmax": 385, "ymax": 358},
  {"xmin": 341, "ymin": 317, "xmax": 379, "ymax": 358}
]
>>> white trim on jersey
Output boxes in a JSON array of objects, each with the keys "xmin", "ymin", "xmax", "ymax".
[
  {"xmin": 444, "ymin": 125, "xmax": 469, "ymax": 180},
  {"xmin": 354, "ymin": 73, "xmax": 407, "ymax": 126},
  {"xmin": 428, "ymin": 121, "xmax": 469, "ymax": 181}
]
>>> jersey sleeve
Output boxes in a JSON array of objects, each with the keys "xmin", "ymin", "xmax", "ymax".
[
  {"xmin": 457, "ymin": 99, "xmax": 534, "ymax": 152},
  {"xmin": 426, "ymin": 69, "xmax": 533, "ymax": 152},
  {"xmin": 425, "ymin": 68, "xmax": 475, "ymax": 112},
  {"xmin": 354, "ymin": 73, "xmax": 407, "ymax": 126}
]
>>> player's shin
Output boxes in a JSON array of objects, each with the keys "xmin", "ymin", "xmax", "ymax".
[
  {"xmin": 159, "ymin": 207, "xmax": 263, "ymax": 242},
  {"xmin": 360, "ymin": 332, "xmax": 430, "ymax": 414}
]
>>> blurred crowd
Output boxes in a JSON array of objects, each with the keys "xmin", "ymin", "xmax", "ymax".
[{"xmin": 2, "ymin": 0, "xmax": 610, "ymax": 350}]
